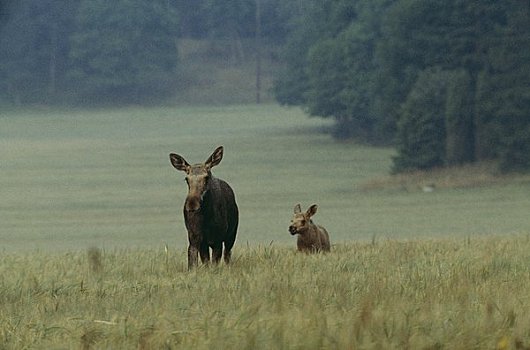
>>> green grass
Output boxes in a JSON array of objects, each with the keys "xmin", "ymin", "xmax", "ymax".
[
  {"xmin": 1, "ymin": 236, "xmax": 530, "ymax": 349},
  {"xmin": 1, "ymin": 104, "xmax": 530, "ymax": 252},
  {"xmin": 2, "ymin": 105, "xmax": 530, "ymax": 348}
]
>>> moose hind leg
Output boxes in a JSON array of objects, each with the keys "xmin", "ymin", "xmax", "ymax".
[
  {"xmin": 223, "ymin": 232, "xmax": 236, "ymax": 264},
  {"xmin": 223, "ymin": 247, "xmax": 232, "ymax": 264},
  {"xmin": 211, "ymin": 245, "xmax": 223, "ymax": 264}
]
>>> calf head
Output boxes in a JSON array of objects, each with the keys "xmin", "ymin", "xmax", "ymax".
[
  {"xmin": 289, "ymin": 203, "xmax": 318, "ymax": 235},
  {"xmin": 169, "ymin": 146, "xmax": 224, "ymax": 212}
]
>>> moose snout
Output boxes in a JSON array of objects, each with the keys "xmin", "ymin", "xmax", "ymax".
[
  {"xmin": 289, "ymin": 225, "xmax": 297, "ymax": 235},
  {"xmin": 185, "ymin": 196, "xmax": 201, "ymax": 212}
]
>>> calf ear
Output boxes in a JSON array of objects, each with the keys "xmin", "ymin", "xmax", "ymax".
[
  {"xmin": 205, "ymin": 146, "xmax": 224, "ymax": 168},
  {"xmin": 306, "ymin": 204, "xmax": 318, "ymax": 217},
  {"xmin": 169, "ymin": 153, "xmax": 190, "ymax": 172},
  {"xmin": 294, "ymin": 203, "xmax": 302, "ymax": 214}
]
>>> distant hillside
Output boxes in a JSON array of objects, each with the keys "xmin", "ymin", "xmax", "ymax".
[{"xmin": 174, "ymin": 39, "xmax": 281, "ymax": 105}]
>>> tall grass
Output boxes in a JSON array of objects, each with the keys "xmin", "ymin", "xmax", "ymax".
[{"xmin": 1, "ymin": 235, "xmax": 530, "ymax": 349}]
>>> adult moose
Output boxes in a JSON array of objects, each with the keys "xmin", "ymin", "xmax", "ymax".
[{"xmin": 169, "ymin": 146, "xmax": 239, "ymax": 269}]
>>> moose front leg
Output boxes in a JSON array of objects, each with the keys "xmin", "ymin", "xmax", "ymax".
[
  {"xmin": 199, "ymin": 243, "xmax": 210, "ymax": 265},
  {"xmin": 188, "ymin": 245, "xmax": 199, "ymax": 270}
]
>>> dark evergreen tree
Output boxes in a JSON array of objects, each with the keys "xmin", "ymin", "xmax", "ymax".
[
  {"xmin": 305, "ymin": 38, "xmax": 349, "ymax": 133},
  {"xmin": 392, "ymin": 68, "xmax": 449, "ymax": 172},
  {"xmin": 275, "ymin": 0, "xmax": 394, "ymax": 141},
  {"xmin": 0, "ymin": 0, "xmax": 77, "ymax": 104},
  {"xmin": 174, "ymin": 1, "xmax": 207, "ymax": 39},
  {"xmin": 68, "ymin": 0, "xmax": 179, "ymax": 103},
  {"xmin": 274, "ymin": 0, "xmax": 530, "ymax": 171},
  {"xmin": 273, "ymin": 0, "xmax": 341, "ymax": 106},
  {"xmin": 473, "ymin": 69, "xmax": 503, "ymax": 161},
  {"xmin": 0, "ymin": 0, "xmax": 14, "ymax": 31},
  {"xmin": 383, "ymin": 0, "xmax": 530, "ymax": 172},
  {"xmin": 174, "ymin": 0, "xmax": 289, "ymax": 42},
  {"xmin": 485, "ymin": 1, "xmax": 530, "ymax": 171},
  {"xmin": 445, "ymin": 69, "xmax": 474, "ymax": 165},
  {"xmin": 337, "ymin": 0, "xmax": 396, "ymax": 141}
]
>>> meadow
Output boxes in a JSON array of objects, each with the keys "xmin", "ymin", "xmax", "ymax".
[
  {"xmin": 2, "ymin": 104, "xmax": 530, "ymax": 251},
  {"xmin": 1, "ymin": 105, "xmax": 530, "ymax": 348},
  {"xmin": 1, "ymin": 237, "xmax": 530, "ymax": 349}
]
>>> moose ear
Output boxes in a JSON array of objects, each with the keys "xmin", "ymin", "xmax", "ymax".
[
  {"xmin": 205, "ymin": 146, "xmax": 224, "ymax": 168},
  {"xmin": 169, "ymin": 153, "xmax": 190, "ymax": 172},
  {"xmin": 306, "ymin": 204, "xmax": 318, "ymax": 217},
  {"xmin": 294, "ymin": 203, "xmax": 302, "ymax": 214}
]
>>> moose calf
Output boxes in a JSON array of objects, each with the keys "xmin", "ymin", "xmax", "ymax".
[
  {"xmin": 289, "ymin": 204, "xmax": 331, "ymax": 253},
  {"xmin": 169, "ymin": 146, "xmax": 239, "ymax": 270}
]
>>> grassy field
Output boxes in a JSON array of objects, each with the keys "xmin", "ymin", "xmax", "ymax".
[
  {"xmin": 1, "ymin": 236, "xmax": 530, "ymax": 349},
  {"xmin": 1, "ymin": 105, "xmax": 530, "ymax": 348},
  {"xmin": 2, "ymin": 104, "xmax": 530, "ymax": 252}
]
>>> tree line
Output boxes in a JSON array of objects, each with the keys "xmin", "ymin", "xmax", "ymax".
[
  {"xmin": 1, "ymin": 0, "xmax": 529, "ymax": 172},
  {"xmin": 0, "ymin": 0, "xmax": 287, "ymax": 105},
  {"xmin": 274, "ymin": 0, "xmax": 530, "ymax": 172}
]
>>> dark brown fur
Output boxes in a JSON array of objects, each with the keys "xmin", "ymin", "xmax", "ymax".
[
  {"xmin": 170, "ymin": 146, "xmax": 238, "ymax": 269},
  {"xmin": 289, "ymin": 204, "xmax": 331, "ymax": 253}
]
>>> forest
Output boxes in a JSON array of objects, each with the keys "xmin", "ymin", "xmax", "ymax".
[
  {"xmin": 1, "ymin": 0, "xmax": 529, "ymax": 171},
  {"xmin": 0, "ymin": 0, "xmax": 288, "ymax": 105},
  {"xmin": 274, "ymin": 0, "xmax": 530, "ymax": 172}
]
